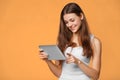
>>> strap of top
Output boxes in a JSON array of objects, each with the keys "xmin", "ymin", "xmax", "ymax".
[{"xmin": 90, "ymin": 34, "xmax": 94, "ymax": 41}]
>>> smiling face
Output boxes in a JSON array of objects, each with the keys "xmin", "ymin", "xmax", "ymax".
[{"xmin": 63, "ymin": 13, "xmax": 82, "ymax": 33}]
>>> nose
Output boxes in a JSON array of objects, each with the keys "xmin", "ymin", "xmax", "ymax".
[{"xmin": 67, "ymin": 22, "xmax": 72, "ymax": 28}]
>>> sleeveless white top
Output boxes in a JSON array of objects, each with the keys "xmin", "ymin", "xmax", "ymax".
[{"xmin": 59, "ymin": 34, "xmax": 94, "ymax": 80}]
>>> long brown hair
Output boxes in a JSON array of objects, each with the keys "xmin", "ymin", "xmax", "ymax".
[{"xmin": 57, "ymin": 3, "xmax": 93, "ymax": 58}]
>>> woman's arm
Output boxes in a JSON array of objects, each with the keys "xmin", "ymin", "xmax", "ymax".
[
  {"xmin": 45, "ymin": 60, "xmax": 62, "ymax": 77},
  {"xmin": 67, "ymin": 37, "xmax": 102, "ymax": 80},
  {"xmin": 78, "ymin": 37, "xmax": 101, "ymax": 80},
  {"xmin": 39, "ymin": 51, "xmax": 62, "ymax": 77}
]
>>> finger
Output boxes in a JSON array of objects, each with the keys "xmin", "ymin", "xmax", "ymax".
[
  {"xmin": 39, "ymin": 55, "xmax": 48, "ymax": 60},
  {"xmin": 67, "ymin": 53, "xmax": 77, "ymax": 60},
  {"xmin": 66, "ymin": 57, "xmax": 74, "ymax": 63},
  {"xmin": 66, "ymin": 53, "xmax": 73, "ymax": 58},
  {"xmin": 66, "ymin": 56, "xmax": 76, "ymax": 63},
  {"xmin": 66, "ymin": 59, "xmax": 74, "ymax": 63},
  {"xmin": 39, "ymin": 48, "xmax": 44, "ymax": 52},
  {"xmin": 69, "ymin": 57, "xmax": 74, "ymax": 62},
  {"xmin": 67, "ymin": 55, "xmax": 73, "ymax": 60},
  {"xmin": 40, "ymin": 53, "xmax": 48, "ymax": 57},
  {"xmin": 39, "ymin": 51, "xmax": 48, "ymax": 56},
  {"xmin": 39, "ymin": 52, "xmax": 48, "ymax": 59},
  {"xmin": 40, "ymin": 56, "xmax": 47, "ymax": 59},
  {"xmin": 66, "ymin": 55, "xmax": 73, "ymax": 59},
  {"xmin": 40, "ymin": 50, "xmax": 44, "ymax": 53},
  {"xmin": 67, "ymin": 53, "xmax": 72, "ymax": 56},
  {"xmin": 39, "ymin": 54, "xmax": 47, "ymax": 57}
]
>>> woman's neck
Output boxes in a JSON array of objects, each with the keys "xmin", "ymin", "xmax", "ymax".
[{"xmin": 72, "ymin": 33, "xmax": 80, "ymax": 46}]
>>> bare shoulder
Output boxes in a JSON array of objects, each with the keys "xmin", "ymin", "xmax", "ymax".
[
  {"xmin": 92, "ymin": 36, "xmax": 102, "ymax": 56},
  {"xmin": 92, "ymin": 36, "xmax": 102, "ymax": 47}
]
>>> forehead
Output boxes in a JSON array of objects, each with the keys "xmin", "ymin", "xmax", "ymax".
[{"xmin": 63, "ymin": 13, "xmax": 79, "ymax": 21}]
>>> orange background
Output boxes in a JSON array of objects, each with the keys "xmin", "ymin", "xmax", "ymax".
[{"xmin": 0, "ymin": 0, "xmax": 120, "ymax": 80}]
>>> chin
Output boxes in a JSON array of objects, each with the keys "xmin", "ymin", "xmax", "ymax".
[
  {"xmin": 71, "ymin": 30, "xmax": 79, "ymax": 34},
  {"xmin": 72, "ymin": 31, "xmax": 77, "ymax": 33}
]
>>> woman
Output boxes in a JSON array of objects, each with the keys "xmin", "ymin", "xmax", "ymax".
[{"xmin": 39, "ymin": 2, "xmax": 101, "ymax": 80}]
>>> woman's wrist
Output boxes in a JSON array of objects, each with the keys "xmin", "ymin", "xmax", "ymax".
[
  {"xmin": 45, "ymin": 59, "xmax": 53, "ymax": 64},
  {"xmin": 45, "ymin": 59, "xmax": 50, "ymax": 62},
  {"xmin": 76, "ymin": 60, "xmax": 82, "ymax": 65}
]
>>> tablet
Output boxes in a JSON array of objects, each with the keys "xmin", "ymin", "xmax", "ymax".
[{"xmin": 39, "ymin": 45, "xmax": 66, "ymax": 60}]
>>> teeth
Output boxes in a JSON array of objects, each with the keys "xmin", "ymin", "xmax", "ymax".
[{"xmin": 71, "ymin": 26, "xmax": 75, "ymax": 29}]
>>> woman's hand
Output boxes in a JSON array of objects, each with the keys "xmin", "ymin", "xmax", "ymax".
[
  {"xmin": 39, "ymin": 49, "xmax": 48, "ymax": 61},
  {"xmin": 66, "ymin": 53, "xmax": 79, "ymax": 64}
]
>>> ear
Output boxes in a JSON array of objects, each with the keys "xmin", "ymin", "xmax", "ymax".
[{"xmin": 80, "ymin": 13, "xmax": 84, "ymax": 20}]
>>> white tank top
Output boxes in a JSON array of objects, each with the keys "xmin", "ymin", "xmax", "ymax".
[{"xmin": 59, "ymin": 34, "xmax": 94, "ymax": 80}]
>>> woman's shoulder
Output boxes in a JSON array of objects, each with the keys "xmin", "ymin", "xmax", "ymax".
[
  {"xmin": 91, "ymin": 35, "xmax": 102, "ymax": 49},
  {"xmin": 94, "ymin": 36, "xmax": 101, "ymax": 45},
  {"xmin": 91, "ymin": 35, "xmax": 102, "ymax": 59}
]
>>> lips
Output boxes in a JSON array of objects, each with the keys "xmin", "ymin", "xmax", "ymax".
[{"xmin": 70, "ymin": 25, "xmax": 76, "ymax": 30}]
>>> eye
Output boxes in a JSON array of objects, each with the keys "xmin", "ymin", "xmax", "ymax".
[
  {"xmin": 70, "ymin": 18, "xmax": 75, "ymax": 22},
  {"xmin": 64, "ymin": 21, "xmax": 68, "ymax": 24}
]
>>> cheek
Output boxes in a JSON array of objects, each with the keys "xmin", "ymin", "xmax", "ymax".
[
  {"xmin": 66, "ymin": 24, "xmax": 69, "ymax": 27},
  {"xmin": 76, "ymin": 20, "xmax": 82, "ymax": 26}
]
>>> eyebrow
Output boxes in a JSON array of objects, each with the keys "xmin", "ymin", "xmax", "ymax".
[{"xmin": 64, "ymin": 17, "xmax": 74, "ymax": 22}]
